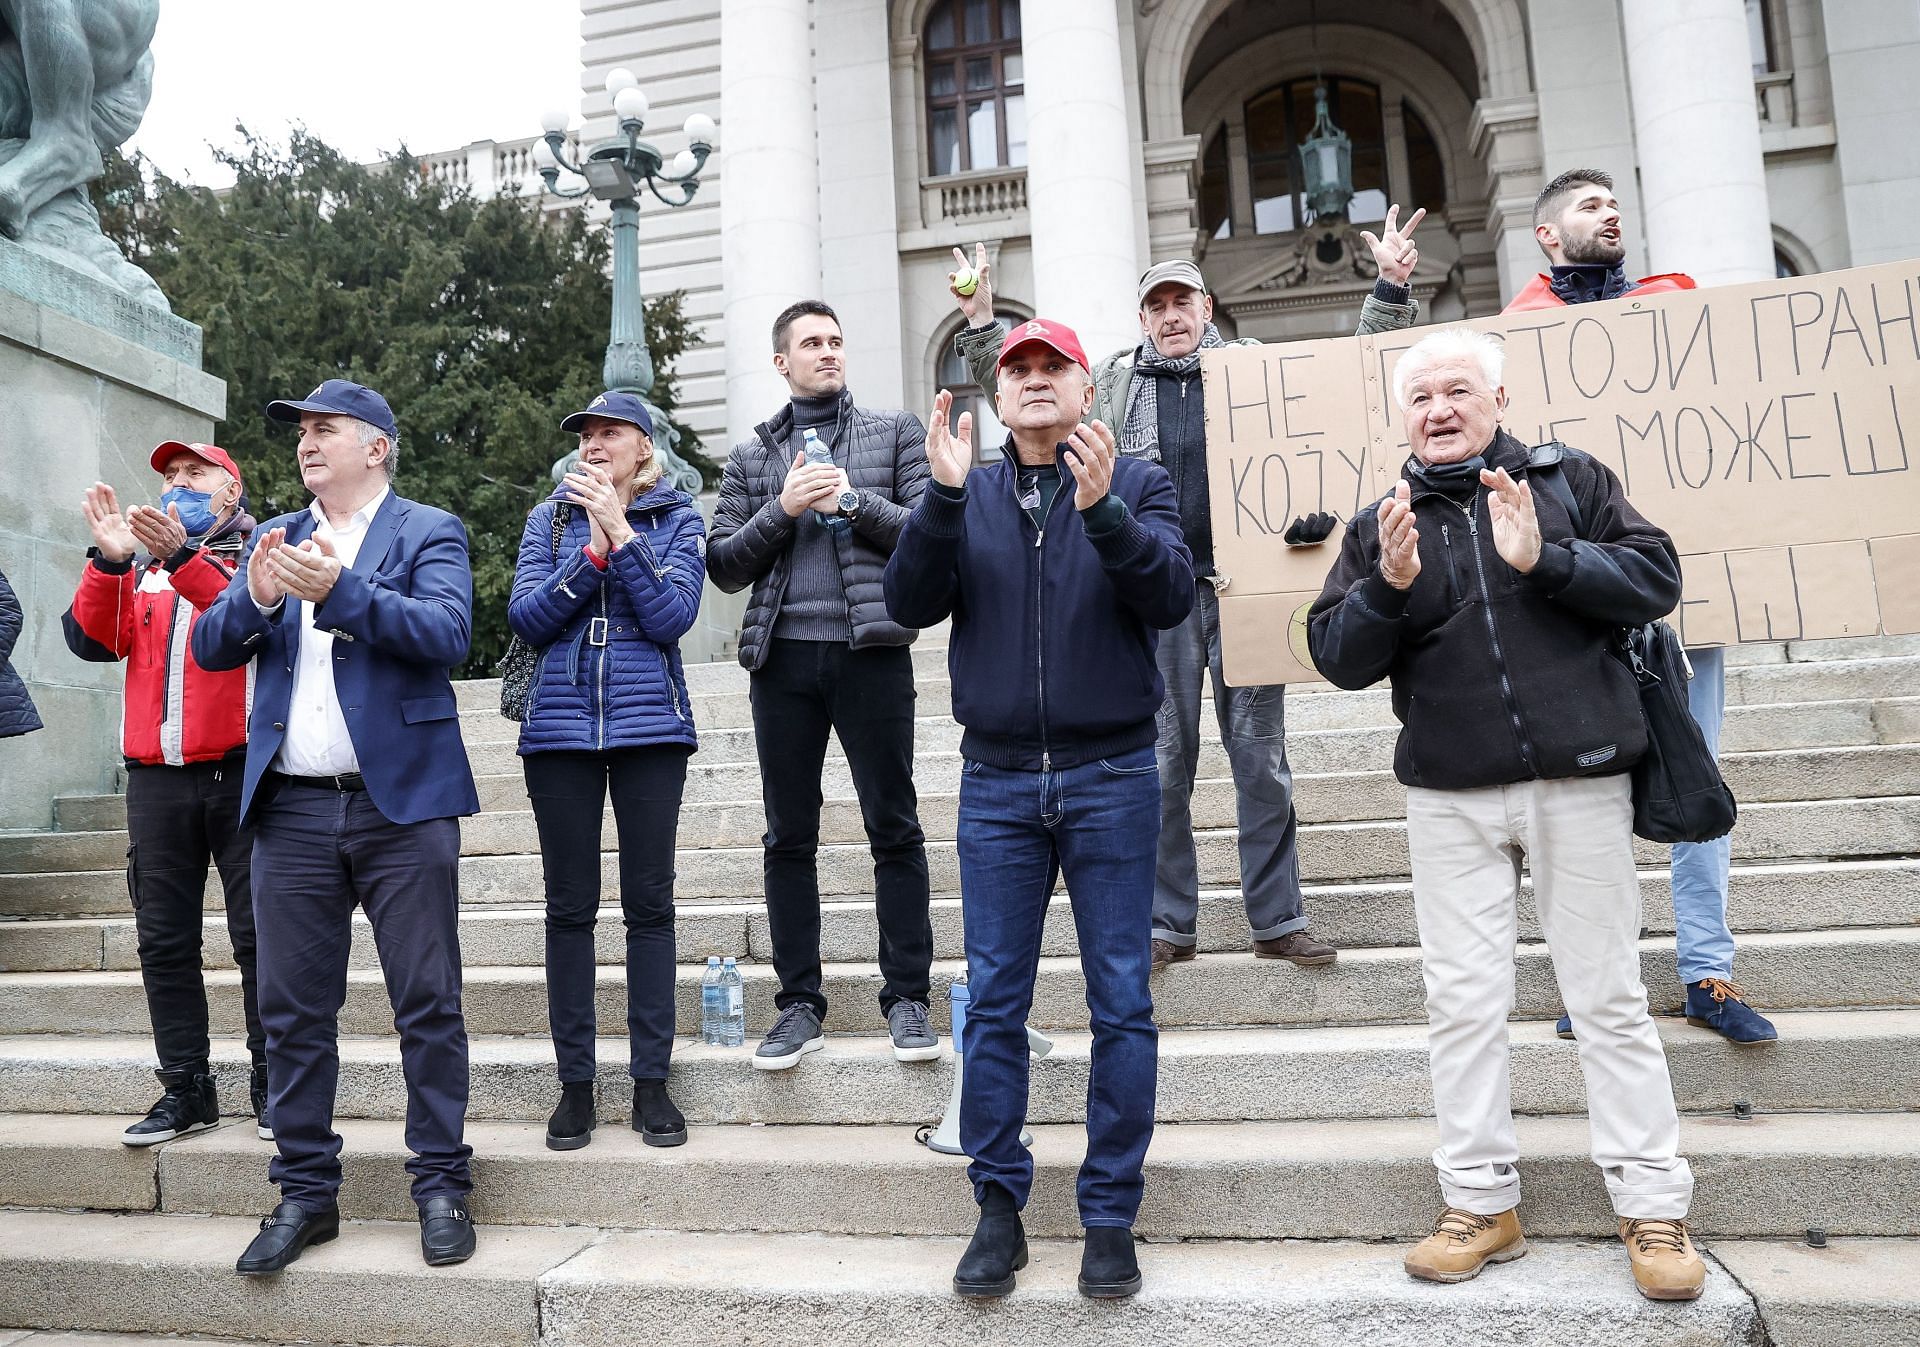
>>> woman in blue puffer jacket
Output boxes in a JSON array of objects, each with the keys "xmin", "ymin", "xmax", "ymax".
[{"xmin": 508, "ymin": 391, "xmax": 706, "ymax": 1152}]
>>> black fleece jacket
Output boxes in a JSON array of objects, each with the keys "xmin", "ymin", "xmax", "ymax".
[{"xmin": 1306, "ymin": 431, "xmax": 1681, "ymax": 790}]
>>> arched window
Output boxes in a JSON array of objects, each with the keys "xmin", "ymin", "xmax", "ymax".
[
  {"xmin": 1775, "ymin": 247, "xmax": 1799, "ymax": 278},
  {"xmin": 1199, "ymin": 127, "xmax": 1232, "ymax": 240},
  {"xmin": 925, "ymin": 0, "xmax": 1025, "ymax": 175},
  {"xmin": 1246, "ymin": 76, "xmax": 1389, "ymax": 233},
  {"xmin": 936, "ymin": 314, "xmax": 1021, "ymax": 463}
]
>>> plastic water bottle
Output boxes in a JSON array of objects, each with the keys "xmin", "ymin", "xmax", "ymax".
[
  {"xmin": 719, "ymin": 957, "xmax": 746, "ymax": 1047},
  {"xmin": 803, "ymin": 428, "xmax": 851, "ymax": 535},
  {"xmin": 700, "ymin": 956, "xmax": 723, "ymax": 1045}
]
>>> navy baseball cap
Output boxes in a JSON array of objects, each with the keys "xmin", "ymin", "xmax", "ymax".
[
  {"xmin": 561, "ymin": 390, "xmax": 654, "ymax": 437},
  {"xmin": 266, "ymin": 379, "xmax": 399, "ymax": 442}
]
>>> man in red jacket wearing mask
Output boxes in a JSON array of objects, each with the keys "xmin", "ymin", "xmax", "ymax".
[
  {"xmin": 1503, "ymin": 169, "xmax": 1775, "ymax": 1047},
  {"xmin": 65, "ymin": 441, "xmax": 269, "ymax": 1145}
]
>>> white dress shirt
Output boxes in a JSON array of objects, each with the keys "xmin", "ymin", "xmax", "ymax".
[{"xmin": 258, "ymin": 486, "xmax": 390, "ymax": 776}]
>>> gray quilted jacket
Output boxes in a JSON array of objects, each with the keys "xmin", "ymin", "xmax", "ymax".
[{"xmin": 708, "ymin": 388, "xmax": 931, "ymax": 671}]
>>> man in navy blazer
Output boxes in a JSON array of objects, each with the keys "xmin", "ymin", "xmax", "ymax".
[{"xmin": 192, "ymin": 379, "xmax": 482, "ymax": 1275}]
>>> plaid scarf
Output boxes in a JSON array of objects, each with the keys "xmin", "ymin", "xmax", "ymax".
[{"xmin": 1121, "ymin": 323, "xmax": 1225, "ymax": 459}]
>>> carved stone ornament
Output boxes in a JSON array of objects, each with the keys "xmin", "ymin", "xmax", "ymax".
[
  {"xmin": 0, "ymin": 0, "xmax": 171, "ymax": 309},
  {"xmin": 1255, "ymin": 219, "xmax": 1383, "ymax": 292}
]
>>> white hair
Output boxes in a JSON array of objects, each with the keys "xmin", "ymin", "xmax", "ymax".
[
  {"xmin": 353, "ymin": 417, "xmax": 400, "ymax": 478},
  {"xmin": 1392, "ymin": 327, "xmax": 1506, "ymax": 411}
]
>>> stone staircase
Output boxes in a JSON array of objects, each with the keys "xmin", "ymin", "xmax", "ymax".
[{"xmin": 1, "ymin": 637, "xmax": 1917, "ymax": 1346}]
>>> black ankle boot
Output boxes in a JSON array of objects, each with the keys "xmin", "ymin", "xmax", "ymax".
[
  {"xmin": 953, "ymin": 1185, "xmax": 1027, "ymax": 1298},
  {"xmin": 1078, "ymin": 1225, "xmax": 1142, "ymax": 1298},
  {"xmin": 250, "ymin": 1062, "xmax": 272, "ymax": 1140},
  {"xmin": 122, "ymin": 1066, "xmax": 220, "ymax": 1147},
  {"xmin": 546, "ymin": 1081, "xmax": 596, "ymax": 1151},
  {"xmin": 632, "ymin": 1078, "xmax": 686, "ymax": 1148}
]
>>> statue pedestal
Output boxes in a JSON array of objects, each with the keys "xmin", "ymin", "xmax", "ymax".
[{"xmin": 0, "ymin": 242, "xmax": 226, "ymax": 828}]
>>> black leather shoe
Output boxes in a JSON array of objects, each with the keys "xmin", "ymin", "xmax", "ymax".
[
  {"xmin": 235, "ymin": 1200, "xmax": 339, "ymax": 1275},
  {"xmin": 632, "ymin": 1078, "xmax": 686, "ymax": 1148},
  {"xmin": 419, "ymin": 1195, "xmax": 477, "ymax": 1266},
  {"xmin": 1078, "ymin": 1226, "xmax": 1142, "ymax": 1298},
  {"xmin": 547, "ymin": 1081, "xmax": 596, "ymax": 1151},
  {"xmin": 953, "ymin": 1186, "xmax": 1027, "ymax": 1298}
]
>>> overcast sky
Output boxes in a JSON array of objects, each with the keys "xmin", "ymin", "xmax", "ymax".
[{"xmin": 126, "ymin": 1, "xmax": 582, "ymax": 186}]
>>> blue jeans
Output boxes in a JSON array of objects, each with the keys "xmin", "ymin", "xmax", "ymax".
[
  {"xmin": 956, "ymin": 746, "xmax": 1160, "ymax": 1228},
  {"xmin": 1671, "ymin": 646, "xmax": 1734, "ymax": 982}
]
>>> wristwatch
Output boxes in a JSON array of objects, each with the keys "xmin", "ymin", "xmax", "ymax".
[{"xmin": 836, "ymin": 487, "xmax": 862, "ymax": 520}]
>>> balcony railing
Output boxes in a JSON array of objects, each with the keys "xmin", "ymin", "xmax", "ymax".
[
  {"xmin": 414, "ymin": 136, "xmax": 581, "ymax": 201},
  {"xmin": 923, "ymin": 165, "xmax": 1028, "ymax": 227},
  {"xmin": 1755, "ymin": 70, "xmax": 1795, "ymax": 128}
]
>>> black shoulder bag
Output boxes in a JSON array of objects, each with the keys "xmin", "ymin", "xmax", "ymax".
[
  {"xmin": 497, "ymin": 502, "xmax": 572, "ymax": 723},
  {"xmin": 1528, "ymin": 443, "xmax": 1737, "ymax": 844}
]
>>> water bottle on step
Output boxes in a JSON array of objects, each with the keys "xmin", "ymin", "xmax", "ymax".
[
  {"xmin": 700, "ymin": 955, "xmax": 723, "ymax": 1045},
  {"xmin": 720, "ymin": 957, "xmax": 746, "ymax": 1046}
]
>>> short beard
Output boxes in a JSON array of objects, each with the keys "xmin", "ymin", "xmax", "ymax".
[{"xmin": 1561, "ymin": 231, "xmax": 1625, "ymax": 266}]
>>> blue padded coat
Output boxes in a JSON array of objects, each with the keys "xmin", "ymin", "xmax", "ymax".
[{"xmin": 508, "ymin": 481, "xmax": 706, "ymax": 756}]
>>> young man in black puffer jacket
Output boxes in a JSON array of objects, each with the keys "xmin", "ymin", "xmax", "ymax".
[{"xmin": 708, "ymin": 300, "xmax": 935, "ymax": 1072}]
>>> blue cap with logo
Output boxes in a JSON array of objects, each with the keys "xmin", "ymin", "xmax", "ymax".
[
  {"xmin": 562, "ymin": 390, "xmax": 653, "ymax": 438},
  {"xmin": 265, "ymin": 379, "xmax": 399, "ymax": 443}
]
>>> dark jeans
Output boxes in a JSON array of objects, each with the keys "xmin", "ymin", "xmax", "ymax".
[
  {"xmin": 957, "ymin": 746, "xmax": 1160, "ymax": 1228},
  {"xmin": 751, "ymin": 638, "xmax": 931, "ymax": 1019},
  {"xmin": 251, "ymin": 778, "xmax": 471, "ymax": 1210},
  {"xmin": 125, "ymin": 759, "xmax": 265, "ymax": 1072},
  {"xmin": 524, "ymin": 747, "xmax": 688, "ymax": 1083}
]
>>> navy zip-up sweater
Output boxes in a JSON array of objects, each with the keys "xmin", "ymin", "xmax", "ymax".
[{"xmin": 883, "ymin": 446, "xmax": 1194, "ymax": 770}]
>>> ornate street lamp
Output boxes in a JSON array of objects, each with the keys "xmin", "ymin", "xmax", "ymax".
[
  {"xmin": 1298, "ymin": 82, "xmax": 1355, "ymax": 222},
  {"xmin": 537, "ymin": 68, "xmax": 717, "ymax": 492}
]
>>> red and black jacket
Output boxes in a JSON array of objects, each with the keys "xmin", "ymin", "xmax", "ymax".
[{"xmin": 63, "ymin": 515, "xmax": 255, "ymax": 767}]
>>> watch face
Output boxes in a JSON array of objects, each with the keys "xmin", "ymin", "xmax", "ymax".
[{"xmin": 836, "ymin": 488, "xmax": 860, "ymax": 513}]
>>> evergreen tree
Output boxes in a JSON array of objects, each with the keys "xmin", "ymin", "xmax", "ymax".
[{"xmin": 93, "ymin": 132, "xmax": 711, "ymax": 676}]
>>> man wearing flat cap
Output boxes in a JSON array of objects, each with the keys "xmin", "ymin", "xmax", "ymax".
[
  {"xmin": 193, "ymin": 379, "xmax": 482, "ymax": 1276},
  {"xmin": 946, "ymin": 206, "xmax": 1426, "ymax": 977}
]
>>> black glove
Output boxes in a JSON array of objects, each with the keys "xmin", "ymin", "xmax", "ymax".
[{"xmin": 1284, "ymin": 512, "xmax": 1337, "ymax": 547}]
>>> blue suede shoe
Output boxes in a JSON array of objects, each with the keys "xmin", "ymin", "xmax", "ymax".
[
  {"xmin": 1554, "ymin": 1015, "xmax": 1574, "ymax": 1040},
  {"xmin": 1685, "ymin": 979, "xmax": 1778, "ymax": 1044}
]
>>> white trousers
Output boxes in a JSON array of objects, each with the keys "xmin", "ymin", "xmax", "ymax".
[{"xmin": 1407, "ymin": 773, "xmax": 1694, "ymax": 1220}]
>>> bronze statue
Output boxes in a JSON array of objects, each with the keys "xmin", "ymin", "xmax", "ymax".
[{"xmin": 0, "ymin": 0, "xmax": 168, "ymax": 307}]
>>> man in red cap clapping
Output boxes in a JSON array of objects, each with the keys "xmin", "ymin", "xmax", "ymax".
[
  {"xmin": 64, "ymin": 442, "xmax": 268, "ymax": 1147},
  {"xmin": 886, "ymin": 319, "xmax": 1194, "ymax": 1303}
]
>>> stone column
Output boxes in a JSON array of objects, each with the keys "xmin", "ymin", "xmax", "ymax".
[
  {"xmin": 1020, "ymin": 0, "xmax": 1142, "ymax": 358},
  {"xmin": 720, "ymin": 0, "xmax": 823, "ymax": 446},
  {"xmin": 816, "ymin": 0, "xmax": 906, "ymax": 409},
  {"xmin": 1621, "ymin": 0, "xmax": 1773, "ymax": 284},
  {"xmin": 1528, "ymin": 0, "xmax": 1647, "ymax": 278},
  {"xmin": 1469, "ymin": 94, "xmax": 1546, "ymax": 302},
  {"xmin": 1818, "ymin": 1, "xmax": 1920, "ymax": 266}
]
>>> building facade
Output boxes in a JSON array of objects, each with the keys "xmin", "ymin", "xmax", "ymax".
[{"xmin": 440, "ymin": 0, "xmax": 1918, "ymax": 463}]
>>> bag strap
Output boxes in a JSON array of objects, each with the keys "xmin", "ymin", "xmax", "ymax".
[
  {"xmin": 548, "ymin": 502, "xmax": 571, "ymax": 561},
  {"xmin": 1528, "ymin": 440, "xmax": 1585, "ymax": 538}
]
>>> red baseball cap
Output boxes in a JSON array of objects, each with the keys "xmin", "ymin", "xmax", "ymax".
[
  {"xmin": 995, "ymin": 317, "xmax": 1090, "ymax": 374},
  {"xmin": 150, "ymin": 441, "xmax": 243, "ymax": 491}
]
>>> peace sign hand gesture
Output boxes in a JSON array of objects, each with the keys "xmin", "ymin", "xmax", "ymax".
[{"xmin": 1361, "ymin": 204, "xmax": 1427, "ymax": 288}]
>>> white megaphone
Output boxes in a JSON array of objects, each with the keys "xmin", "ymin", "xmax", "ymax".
[{"xmin": 924, "ymin": 967, "xmax": 1054, "ymax": 1156}]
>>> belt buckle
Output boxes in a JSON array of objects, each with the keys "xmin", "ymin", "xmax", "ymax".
[{"xmin": 588, "ymin": 616, "xmax": 610, "ymax": 648}]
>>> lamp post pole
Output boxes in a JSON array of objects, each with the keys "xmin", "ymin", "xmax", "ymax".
[{"xmin": 537, "ymin": 72, "xmax": 717, "ymax": 492}]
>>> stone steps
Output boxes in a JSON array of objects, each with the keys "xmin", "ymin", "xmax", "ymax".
[
  {"xmin": 0, "ymin": 1208, "xmax": 1818, "ymax": 1347},
  {"xmin": 2, "ymin": 1110, "xmax": 1914, "ymax": 1241},
  {"xmin": 3, "ymin": 856, "xmax": 1911, "ymax": 975},
  {"xmin": 2, "ymin": 1009, "xmax": 1912, "ymax": 1125},
  {"xmin": 4, "ymin": 926, "xmax": 1914, "ymax": 1039},
  {"xmin": 14, "ymin": 739, "xmax": 1920, "ymax": 876},
  {"xmin": 5, "ymin": 791, "xmax": 1914, "ymax": 918}
]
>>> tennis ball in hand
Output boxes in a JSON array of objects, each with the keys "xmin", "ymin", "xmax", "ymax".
[{"xmin": 952, "ymin": 266, "xmax": 978, "ymax": 297}]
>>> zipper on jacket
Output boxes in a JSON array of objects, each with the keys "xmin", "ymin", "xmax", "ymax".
[
  {"xmin": 1014, "ymin": 467, "xmax": 1053, "ymax": 771},
  {"xmin": 1459, "ymin": 497, "xmax": 1539, "ymax": 777},
  {"xmin": 595, "ymin": 586, "xmax": 609, "ymax": 751}
]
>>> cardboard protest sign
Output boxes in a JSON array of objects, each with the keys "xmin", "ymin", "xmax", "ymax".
[{"xmin": 1204, "ymin": 258, "xmax": 1920, "ymax": 685}]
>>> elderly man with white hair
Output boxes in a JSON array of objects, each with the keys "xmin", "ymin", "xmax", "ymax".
[{"xmin": 1306, "ymin": 326, "xmax": 1706, "ymax": 1302}]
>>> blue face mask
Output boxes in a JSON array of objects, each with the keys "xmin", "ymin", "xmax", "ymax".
[{"xmin": 158, "ymin": 486, "xmax": 224, "ymax": 538}]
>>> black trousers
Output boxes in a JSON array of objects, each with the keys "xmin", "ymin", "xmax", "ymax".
[
  {"xmin": 125, "ymin": 759, "xmax": 265, "ymax": 1073},
  {"xmin": 524, "ymin": 746, "xmax": 689, "ymax": 1083},
  {"xmin": 252, "ymin": 778, "xmax": 470, "ymax": 1210},
  {"xmin": 750, "ymin": 638, "xmax": 931, "ymax": 1019}
]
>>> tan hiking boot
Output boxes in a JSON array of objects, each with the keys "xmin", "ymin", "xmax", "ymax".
[
  {"xmin": 1253, "ymin": 930, "xmax": 1337, "ymax": 966},
  {"xmin": 1619, "ymin": 1218, "xmax": 1706, "ymax": 1301},
  {"xmin": 1403, "ymin": 1208, "xmax": 1527, "ymax": 1284},
  {"xmin": 1150, "ymin": 938, "xmax": 1195, "ymax": 976}
]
